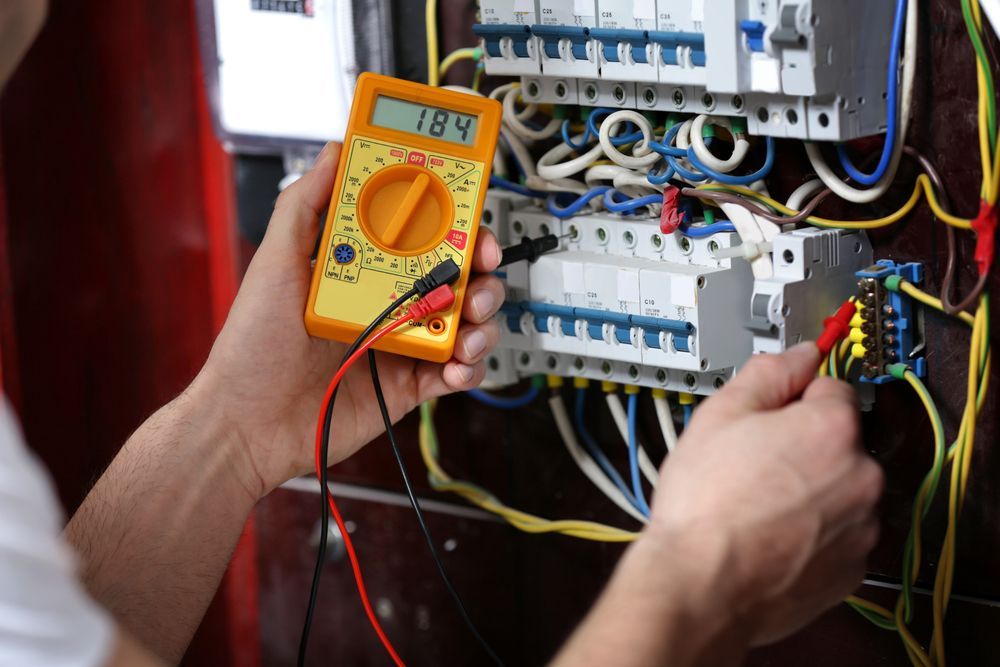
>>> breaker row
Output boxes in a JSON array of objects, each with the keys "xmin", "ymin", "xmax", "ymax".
[
  {"xmin": 475, "ymin": 0, "xmax": 893, "ymax": 141},
  {"xmin": 480, "ymin": 191, "xmax": 885, "ymax": 394}
]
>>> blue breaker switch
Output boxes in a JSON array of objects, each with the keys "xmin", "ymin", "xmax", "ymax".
[
  {"xmin": 531, "ymin": 25, "xmax": 591, "ymax": 61},
  {"xmin": 472, "ymin": 24, "xmax": 532, "ymax": 59},
  {"xmin": 648, "ymin": 31, "xmax": 707, "ymax": 68},
  {"xmin": 590, "ymin": 28, "xmax": 648, "ymax": 64},
  {"xmin": 740, "ymin": 20, "xmax": 767, "ymax": 53}
]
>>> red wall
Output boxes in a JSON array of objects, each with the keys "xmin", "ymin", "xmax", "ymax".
[{"xmin": 0, "ymin": 1, "xmax": 252, "ymax": 664}]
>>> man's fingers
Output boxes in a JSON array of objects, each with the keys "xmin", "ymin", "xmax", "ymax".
[
  {"xmin": 802, "ymin": 375, "xmax": 860, "ymax": 409},
  {"xmin": 698, "ymin": 343, "xmax": 821, "ymax": 422},
  {"xmin": 471, "ymin": 228, "xmax": 503, "ymax": 273},
  {"xmin": 452, "ymin": 320, "xmax": 500, "ymax": 366},
  {"xmin": 263, "ymin": 142, "xmax": 341, "ymax": 257},
  {"xmin": 462, "ymin": 274, "xmax": 504, "ymax": 323},
  {"xmin": 415, "ymin": 359, "xmax": 487, "ymax": 400}
]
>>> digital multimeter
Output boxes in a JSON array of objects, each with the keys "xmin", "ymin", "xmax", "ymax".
[{"xmin": 305, "ymin": 73, "xmax": 502, "ymax": 362}]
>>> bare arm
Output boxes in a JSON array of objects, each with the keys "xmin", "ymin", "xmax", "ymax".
[
  {"xmin": 63, "ymin": 143, "xmax": 503, "ymax": 662},
  {"xmin": 65, "ymin": 384, "xmax": 255, "ymax": 663}
]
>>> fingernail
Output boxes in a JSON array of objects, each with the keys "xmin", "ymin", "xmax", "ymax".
[
  {"xmin": 493, "ymin": 242, "xmax": 503, "ymax": 267},
  {"xmin": 454, "ymin": 364, "xmax": 475, "ymax": 383},
  {"xmin": 463, "ymin": 329, "xmax": 487, "ymax": 358},
  {"xmin": 471, "ymin": 289, "xmax": 497, "ymax": 320}
]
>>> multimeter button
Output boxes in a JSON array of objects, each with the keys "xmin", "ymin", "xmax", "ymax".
[{"xmin": 357, "ymin": 164, "xmax": 454, "ymax": 256}]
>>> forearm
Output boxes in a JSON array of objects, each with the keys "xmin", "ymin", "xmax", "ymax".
[
  {"xmin": 65, "ymin": 373, "xmax": 259, "ymax": 663},
  {"xmin": 553, "ymin": 530, "xmax": 750, "ymax": 667}
]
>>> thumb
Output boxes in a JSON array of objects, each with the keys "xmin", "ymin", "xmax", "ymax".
[
  {"xmin": 697, "ymin": 343, "xmax": 821, "ymax": 421},
  {"xmin": 261, "ymin": 142, "xmax": 342, "ymax": 259}
]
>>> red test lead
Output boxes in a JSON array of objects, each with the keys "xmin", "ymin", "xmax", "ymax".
[{"xmin": 816, "ymin": 298, "xmax": 857, "ymax": 358}]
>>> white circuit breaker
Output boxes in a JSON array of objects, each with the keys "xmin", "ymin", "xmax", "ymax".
[
  {"xmin": 477, "ymin": 0, "xmax": 894, "ymax": 140},
  {"xmin": 480, "ymin": 193, "xmax": 874, "ymax": 395}
]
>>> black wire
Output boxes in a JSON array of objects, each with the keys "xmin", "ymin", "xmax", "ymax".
[
  {"xmin": 298, "ymin": 289, "xmax": 418, "ymax": 667},
  {"xmin": 368, "ymin": 350, "xmax": 505, "ymax": 667}
]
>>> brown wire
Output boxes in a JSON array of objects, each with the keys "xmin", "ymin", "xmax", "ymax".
[
  {"xmin": 900, "ymin": 146, "xmax": 988, "ymax": 315},
  {"xmin": 682, "ymin": 148, "xmax": 986, "ymax": 314},
  {"xmin": 681, "ymin": 186, "xmax": 833, "ymax": 226}
]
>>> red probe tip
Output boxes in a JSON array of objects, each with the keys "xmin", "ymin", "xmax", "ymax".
[{"xmin": 816, "ymin": 298, "xmax": 856, "ymax": 358}]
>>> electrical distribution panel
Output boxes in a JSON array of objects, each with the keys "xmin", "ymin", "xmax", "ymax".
[
  {"xmin": 475, "ymin": 0, "xmax": 893, "ymax": 140},
  {"xmin": 481, "ymin": 192, "xmax": 875, "ymax": 395}
]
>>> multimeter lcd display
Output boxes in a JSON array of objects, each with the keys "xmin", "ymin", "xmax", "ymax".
[{"xmin": 371, "ymin": 95, "xmax": 478, "ymax": 146}]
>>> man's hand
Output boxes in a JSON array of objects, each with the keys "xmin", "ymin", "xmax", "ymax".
[
  {"xmin": 198, "ymin": 142, "xmax": 504, "ymax": 499},
  {"xmin": 554, "ymin": 343, "xmax": 883, "ymax": 667},
  {"xmin": 649, "ymin": 343, "xmax": 884, "ymax": 647}
]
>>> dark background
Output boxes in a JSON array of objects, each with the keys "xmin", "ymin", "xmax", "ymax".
[{"xmin": 1, "ymin": 1, "xmax": 999, "ymax": 665}]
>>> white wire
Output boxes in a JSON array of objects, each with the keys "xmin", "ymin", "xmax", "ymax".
[
  {"xmin": 689, "ymin": 115, "xmax": 750, "ymax": 174},
  {"xmin": 501, "ymin": 84, "xmax": 562, "ymax": 141},
  {"xmin": 536, "ymin": 136, "xmax": 604, "ymax": 181},
  {"xmin": 604, "ymin": 393, "xmax": 658, "ymax": 487},
  {"xmin": 786, "ymin": 179, "xmax": 825, "ymax": 210},
  {"xmin": 598, "ymin": 110, "xmax": 660, "ymax": 170},
  {"xmin": 804, "ymin": 0, "xmax": 916, "ymax": 203},
  {"xmin": 548, "ymin": 395, "xmax": 649, "ymax": 523},
  {"xmin": 489, "ymin": 83, "xmax": 531, "ymax": 122},
  {"xmin": 500, "ymin": 128, "xmax": 538, "ymax": 178},
  {"xmin": 585, "ymin": 164, "xmax": 664, "ymax": 192},
  {"xmin": 652, "ymin": 395, "xmax": 678, "ymax": 453}
]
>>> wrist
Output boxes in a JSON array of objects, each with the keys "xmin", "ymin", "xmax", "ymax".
[
  {"xmin": 175, "ymin": 372, "xmax": 268, "ymax": 503},
  {"xmin": 623, "ymin": 527, "xmax": 752, "ymax": 665}
]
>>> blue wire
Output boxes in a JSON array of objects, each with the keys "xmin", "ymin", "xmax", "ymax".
[
  {"xmin": 467, "ymin": 385, "xmax": 541, "ymax": 410},
  {"xmin": 603, "ymin": 189, "xmax": 663, "ymax": 214},
  {"xmin": 678, "ymin": 221, "xmax": 737, "ymax": 237},
  {"xmin": 587, "ymin": 109, "xmax": 644, "ymax": 146},
  {"xmin": 489, "ymin": 175, "xmax": 547, "ymax": 198},
  {"xmin": 684, "ymin": 135, "xmax": 776, "ymax": 186},
  {"xmin": 835, "ymin": 0, "xmax": 906, "ymax": 185},
  {"xmin": 682, "ymin": 404, "xmax": 693, "ymax": 430},
  {"xmin": 561, "ymin": 119, "xmax": 594, "ymax": 150},
  {"xmin": 626, "ymin": 393, "xmax": 652, "ymax": 516},
  {"xmin": 647, "ymin": 160, "xmax": 676, "ymax": 186},
  {"xmin": 648, "ymin": 125, "xmax": 687, "ymax": 157},
  {"xmin": 574, "ymin": 389, "xmax": 645, "ymax": 514},
  {"xmin": 546, "ymin": 186, "xmax": 611, "ymax": 218},
  {"xmin": 667, "ymin": 155, "xmax": 710, "ymax": 182}
]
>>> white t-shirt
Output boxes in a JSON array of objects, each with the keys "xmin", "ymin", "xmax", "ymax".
[{"xmin": 0, "ymin": 397, "xmax": 113, "ymax": 666}]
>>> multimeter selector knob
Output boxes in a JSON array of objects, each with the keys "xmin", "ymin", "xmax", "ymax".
[{"xmin": 357, "ymin": 164, "xmax": 455, "ymax": 256}]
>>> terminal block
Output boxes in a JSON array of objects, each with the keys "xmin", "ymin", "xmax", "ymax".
[
  {"xmin": 850, "ymin": 260, "xmax": 926, "ymax": 384},
  {"xmin": 488, "ymin": 0, "xmax": 894, "ymax": 140}
]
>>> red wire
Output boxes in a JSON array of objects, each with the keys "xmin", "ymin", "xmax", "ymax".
[{"xmin": 313, "ymin": 315, "xmax": 410, "ymax": 667}]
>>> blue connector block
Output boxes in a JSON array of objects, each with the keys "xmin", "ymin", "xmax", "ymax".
[
  {"xmin": 500, "ymin": 300, "xmax": 694, "ymax": 354},
  {"xmin": 855, "ymin": 260, "xmax": 926, "ymax": 384}
]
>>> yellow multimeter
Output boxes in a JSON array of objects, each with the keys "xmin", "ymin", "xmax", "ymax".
[{"xmin": 305, "ymin": 73, "xmax": 502, "ymax": 363}]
